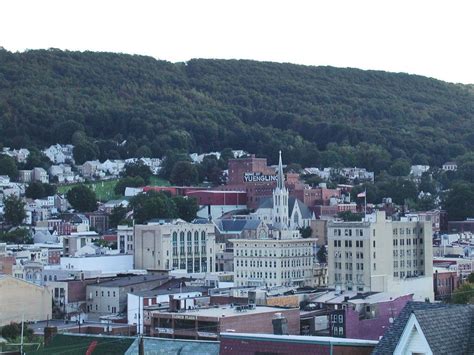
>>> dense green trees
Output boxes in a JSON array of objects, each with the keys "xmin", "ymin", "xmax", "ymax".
[
  {"xmin": 442, "ymin": 182, "xmax": 474, "ymax": 221},
  {"xmin": 66, "ymin": 184, "xmax": 98, "ymax": 212},
  {"xmin": 3, "ymin": 195, "xmax": 26, "ymax": 226},
  {"xmin": 25, "ymin": 182, "xmax": 56, "ymax": 199},
  {"xmin": 130, "ymin": 191, "xmax": 198, "ymax": 224},
  {"xmin": 0, "ymin": 155, "xmax": 19, "ymax": 180},
  {"xmin": 170, "ymin": 161, "xmax": 199, "ymax": 186},
  {"xmin": 122, "ymin": 161, "xmax": 152, "ymax": 184},
  {"xmin": 114, "ymin": 176, "xmax": 145, "ymax": 195},
  {"xmin": 0, "ymin": 49, "xmax": 473, "ymax": 170}
]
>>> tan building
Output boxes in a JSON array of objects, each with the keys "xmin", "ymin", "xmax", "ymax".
[
  {"xmin": 0, "ymin": 275, "xmax": 52, "ymax": 326},
  {"xmin": 134, "ymin": 220, "xmax": 216, "ymax": 273},
  {"xmin": 328, "ymin": 211, "xmax": 433, "ymax": 301}
]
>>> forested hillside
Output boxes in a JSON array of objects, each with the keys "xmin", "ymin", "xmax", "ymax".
[{"xmin": 0, "ymin": 48, "xmax": 473, "ymax": 168}]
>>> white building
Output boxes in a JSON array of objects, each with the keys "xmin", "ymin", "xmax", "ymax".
[
  {"xmin": 117, "ymin": 225, "xmax": 134, "ymax": 254},
  {"xmin": 60, "ymin": 254, "xmax": 134, "ymax": 273},
  {"xmin": 231, "ymin": 152, "xmax": 317, "ymax": 288},
  {"xmin": 327, "ymin": 211, "xmax": 434, "ymax": 301},
  {"xmin": 134, "ymin": 220, "xmax": 216, "ymax": 273},
  {"xmin": 43, "ymin": 144, "xmax": 74, "ymax": 164},
  {"xmin": 410, "ymin": 165, "xmax": 430, "ymax": 178},
  {"xmin": 442, "ymin": 161, "xmax": 457, "ymax": 171}
]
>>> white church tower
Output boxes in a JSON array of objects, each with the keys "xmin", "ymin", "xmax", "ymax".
[{"xmin": 273, "ymin": 151, "xmax": 289, "ymax": 231}]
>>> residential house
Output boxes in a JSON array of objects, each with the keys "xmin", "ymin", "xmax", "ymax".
[{"xmin": 373, "ymin": 302, "xmax": 474, "ymax": 354}]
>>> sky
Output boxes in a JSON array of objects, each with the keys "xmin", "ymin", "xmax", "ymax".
[{"xmin": 1, "ymin": 0, "xmax": 473, "ymax": 84}]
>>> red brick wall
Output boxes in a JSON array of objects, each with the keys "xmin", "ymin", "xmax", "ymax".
[
  {"xmin": 220, "ymin": 338, "xmax": 375, "ymax": 355},
  {"xmin": 220, "ymin": 309, "xmax": 300, "ymax": 335}
]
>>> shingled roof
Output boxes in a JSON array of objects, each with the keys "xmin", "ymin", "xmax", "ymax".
[{"xmin": 373, "ymin": 301, "xmax": 474, "ymax": 355}]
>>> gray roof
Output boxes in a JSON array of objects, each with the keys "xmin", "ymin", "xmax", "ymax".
[
  {"xmin": 94, "ymin": 275, "xmax": 169, "ymax": 288},
  {"xmin": 373, "ymin": 302, "xmax": 474, "ymax": 355},
  {"xmin": 125, "ymin": 337, "xmax": 219, "ymax": 355},
  {"xmin": 258, "ymin": 197, "xmax": 313, "ymax": 219},
  {"xmin": 215, "ymin": 219, "xmax": 262, "ymax": 233}
]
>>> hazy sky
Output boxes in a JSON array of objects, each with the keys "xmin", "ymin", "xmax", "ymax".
[{"xmin": 1, "ymin": 0, "xmax": 473, "ymax": 84}]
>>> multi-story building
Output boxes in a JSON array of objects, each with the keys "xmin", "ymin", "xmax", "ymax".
[
  {"xmin": 63, "ymin": 231, "xmax": 99, "ymax": 257},
  {"xmin": 86, "ymin": 274, "xmax": 169, "ymax": 314},
  {"xmin": 117, "ymin": 225, "xmax": 134, "ymax": 254},
  {"xmin": 134, "ymin": 220, "xmax": 216, "ymax": 273},
  {"xmin": 328, "ymin": 211, "xmax": 433, "ymax": 301},
  {"xmin": 231, "ymin": 152, "xmax": 317, "ymax": 288}
]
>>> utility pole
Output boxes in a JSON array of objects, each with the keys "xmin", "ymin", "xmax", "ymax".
[{"xmin": 20, "ymin": 314, "xmax": 24, "ymax": 355}]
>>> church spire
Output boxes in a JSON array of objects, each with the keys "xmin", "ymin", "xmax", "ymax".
[{"xmin": 277, "ymin": 150, "xmax": 284, "ymax": 189}]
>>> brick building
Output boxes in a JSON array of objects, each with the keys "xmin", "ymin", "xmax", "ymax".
[
  {"xmin": 220, "ymin": 333, "xmax": 377, "ymax": 355},
  {"xmin": 149, "ymin": 305, "xmax": 300, "ymax": 340}
]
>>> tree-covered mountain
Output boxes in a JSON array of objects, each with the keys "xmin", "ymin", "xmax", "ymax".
[{"xmin": 0, "ymin": 48, "xmax": 473, "ymax": 168}]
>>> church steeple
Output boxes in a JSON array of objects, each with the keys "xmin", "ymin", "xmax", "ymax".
[
  {"xmin": 277, "ymin": 150, "xmax": 284, "ymax": 189},
  {"xmin": 273, "ymin": 151, "xmax": 289, "ymax": 231}
]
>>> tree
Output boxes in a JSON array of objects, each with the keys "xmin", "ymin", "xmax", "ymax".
[
  {"xmin": 159, "ymin": 151, "xmax": 190, "ymax": 180},
  {"xmin": 0, "ymin": 154, "xmax": 19, "ymax": 180},
  {"xmin": 109, "ymin": 205, "xmax": 128, "ymax": 228},
  {"xmin": 114, "ymin": 176, "xmax": 145, "ymax": 195},
  {"xmin": 25, "ymin": 181, "xmax": 45, "ymax": 199},
  {"xmin": 197, "ymin": 156, "xmax": 223, "ymax": 186},
  {"xmin": 467, "ymin": 273, "xmax": 474, "ymax": 283},
  {"xmin": 23, "ymin": 148, "xmax": 51, "ymax": 170},
  {"xmin": 338, "ymin": 211, "xmax": 364, "ymax": 221},
  {"xmin": 172, "ymin": 196, "xmax": 199, "ymax": 222},
  {"xmin": 130, "ymin": 191, "xmax": 178, "ymax": 224},
  {"xmin": 3, "ymin": 195, "xmax": 26, "ymax": 226},
  {"xmin": 317, "ymin": 245, "xmax": 327, "ymax": 263},
  {"xmin": 170, "ymin": 161, "xmax": 199, "ymax": 186},
  {"xmin": 451, "ymin": 283, "xmax": 474, "ymax": 304},
  {"xmin": 389, "ymin": 159, "xmax": 411, "ymax": 176},
  {"xmin": 73, "ymin": 141, "xmax": 98, "ymax": 165},
  {"xmin": 122, "ymin": 161, "xmax": 152, "ymax": 184},
  {"xmin": 66, "ymin": 185, "xmax": 97, "ymax": 212},
  {"xmin": 299, "ymin": 226, "xmax": 313, "ymax": 238},
  {"xmin": 1, "ymin": 322, "xmax": 33, "ymax": 340},
  {"xmin": 0, "ymin": 228, "xmax": 32, "ymax": 244},
  {"xmin": 443, "ymin": 182, "xmax": 474, "ymax": 221}
]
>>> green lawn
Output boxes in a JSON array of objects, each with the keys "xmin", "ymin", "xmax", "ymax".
[{"xmin": 57, "ymin": 176, "xmax": 170, "ymax": 202}]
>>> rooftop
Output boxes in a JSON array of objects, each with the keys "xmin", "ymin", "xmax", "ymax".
[
  {"xmin": 153, "ymin": 305, "xmax": 294, "ymax": 319},
  {"xmin": 93, "ymin": 274, "xmax": 169, "ymax": 288}
]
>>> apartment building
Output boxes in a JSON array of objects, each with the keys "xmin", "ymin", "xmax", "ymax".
[
  {"xmin": 134, "ymin": 220, "xmax": 216, "ymax": 273},
  {"xmin": 327, "ymin": 211, "xmax": 433, "ymax": 301}
]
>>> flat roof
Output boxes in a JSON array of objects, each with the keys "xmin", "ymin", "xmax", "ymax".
[
  {"xmin": 220, "ymin": 332, "xmax": 378, "ymax": 346},
  {"xmin": 93, "ymin": 275, "xmax": 169, "ymax": 288},
  {"xmin": 154, "ymin": 305, "xmax": 294, "ymax": 319}
]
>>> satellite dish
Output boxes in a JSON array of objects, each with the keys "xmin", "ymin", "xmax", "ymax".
[{"xmin": 389, "ymin": 317, "xmax": 394, "ymax": 323}]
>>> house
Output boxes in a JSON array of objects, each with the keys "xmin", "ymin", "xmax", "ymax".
[
  {"xmin": 442, "ymin": 161, "xmax": 458, "ymax": 171},
  {"xmin": 32, "ymin": 167, "xmax": 49, "ymax": 183},
  {"xmin": 410, "ymin": 165, "xmax": 430, "ymax": 178},
  {"xmin": 43, "ymin": 144, "xmax": 74, "ymax": 164},
  {"xmin": 373, "ymin": 302, "xmax": 474, "ymax": 354}
]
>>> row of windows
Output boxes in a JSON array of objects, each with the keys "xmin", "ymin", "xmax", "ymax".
[
  {"xmin": 334, "ymin": 273, "xmax": 364, "ymax": 283},
  {"xmin": 172, "ymin": 231, "xmax": 207, "ymax": 245},
  {"xmin": 393, "ymin": 270, "xmax": 424, "ymax": 277},
  {"xmin": 393, "ymin": 227, "xmax": 423, "ymax": 235},
  {"xmin": 236, "ymin": 248, "xmax": 311, "ymax": 257},
  {"xmin": 333, "ymin": 240, "xmax": 364, "ymax": 248},
  {"xmin": 393, "ymin": 249, "xmax": 424, "ymax": 257},
  {"xmin": 333, "ymin": 229, "xmax": 365, "ymax": 237},
  {"xmin": 394, "ymin": 259, "xmax": 424, "ymax": 268},
  {"xmin": 96, "ymin": 290, "xmax": 116, "ymax": 298},
  {"xmin": 393, "ymin": 238, "xmax": 423, "ymax": 246},
  {"xmin": 236, "ymin": 258, "xmax": 312, "ymax": 268}
]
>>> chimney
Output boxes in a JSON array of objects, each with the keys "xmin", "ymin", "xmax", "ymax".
[
  {"xmin": 272, "ymin": 313, "xmax": 288, "ymax": 335},
  {"xmin": 44, "ymin": 326, "xmax": 58, "ymax": 346}
]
